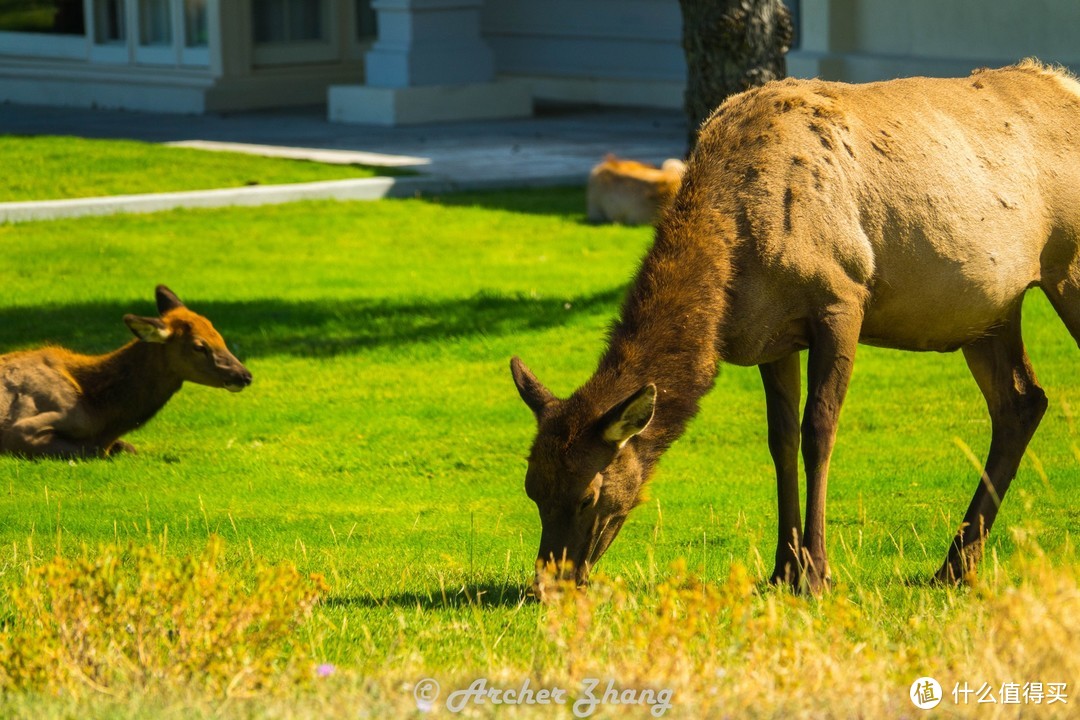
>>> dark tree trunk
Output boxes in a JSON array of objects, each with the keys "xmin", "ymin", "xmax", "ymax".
[{"xmin": 680, "ymin": 0, "xmax": 794, "ymax": 150}]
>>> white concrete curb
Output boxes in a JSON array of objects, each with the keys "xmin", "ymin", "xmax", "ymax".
[
  {"xmin": 163, "ymin": 140, "xmax": 431, "ymax": 168},
  {"xmin": 0, "ymin": 173, "xmax": 585, "ymax": 224},
  {"xmin": 0, "ymin": 177, "xmax": 401, "ymax": 224}
]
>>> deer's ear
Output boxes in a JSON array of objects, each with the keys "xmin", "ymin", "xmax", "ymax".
[
  {"xmin": 600, "ymin": 384, "xmax": 656, "ymax": 447},
  {"xmin": 125, "ymin": 314, "xmax": 171, "ymax": 343},
  {"xmin": 155, "ymin": 285, "xmax": 185, "ymax": 315},
  {"xmin": 511, "ymin": 356, "xmax": 556, "ymax": 417}
]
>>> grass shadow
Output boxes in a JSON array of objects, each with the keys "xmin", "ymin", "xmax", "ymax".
[
  {"xmin": 899, "ymin": 572, "xmax": 955, "ymax": 589},
  {"xmin": 418, "ymin": 186, "xmax": 589, "ymax": 219},
  {"xmin": 0, "ymin": 288, "xmax": 625, "ymax": 359},
  {"xmin": 326, "ymin": 581, "xmax": 530, "ymax": 610},
  {"xmin": 417, "ymin": 186, "xmax": 664, "ymax": 230}
]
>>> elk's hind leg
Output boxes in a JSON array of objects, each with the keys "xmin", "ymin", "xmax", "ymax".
[
  {"xmin": 2, "ymin": 411, "xmax": 101, "ymax": 459},
  {"xmin": 937, "ymin": 305, "xmax": 1046, "ymax": 584}
]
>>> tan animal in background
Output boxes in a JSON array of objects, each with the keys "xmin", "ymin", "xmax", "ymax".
[
  {"xmin": 514, "ymin": 60, "xmax": 1080, "ymax": 596},
  {"xmin": 586, "ymin": 155, "xmax": 686, "ymax": 225},
  {"xmin": 0, "ymin": 286, "xmax": 251, "ymax": 458}
]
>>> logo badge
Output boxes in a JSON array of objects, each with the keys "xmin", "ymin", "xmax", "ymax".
[{"xmin": 910, "ymin": 677, "xmax": 943, "ymax": 710}]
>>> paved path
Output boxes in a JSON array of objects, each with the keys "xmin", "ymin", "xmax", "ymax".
[{"xmin": 0, "ymin": 103, "xmax": 687, "ymax": 222}]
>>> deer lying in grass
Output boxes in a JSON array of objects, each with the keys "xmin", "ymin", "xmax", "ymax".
[
  {"xmin": 513, "ymin": 60, "xmax": 1080, "ymax": 595},
  {"xmin": 586, "ymin": 155, "xmax": 687, "ymax": 225},
  {"xmin": 0, "ymin": 286, "xmax": 251, "ymax": 459}
]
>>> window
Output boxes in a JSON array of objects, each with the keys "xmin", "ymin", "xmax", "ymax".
[
  {"xmin": 354, "ymin": 0, "xmax": 374, "ymax": 40},
  {"xmin": 0, "ymin": 0, "xmax": 210, "ymax": 65},
  {"xmin": 253, "ymin": 0, "xmax": 321, "ymax": 43},
  {"xmin": 138, "ymin": 0, "xmax": 170, "ymax": 46},
  {"xmin": 251, "ymin": 0, "xmax": 336, "ymax": 66},
  {"xmin": 183, "ymin": 0, "xmax": 206, "ymax": 47},
  {"xmin": 0, "ymin": 0, "xmax": 84, "ymax": 35},
  {"xmin": 93, "ymin": 0, "xmax": 125, "ymax": 44}
]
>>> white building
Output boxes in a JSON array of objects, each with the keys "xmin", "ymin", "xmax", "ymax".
[{"xmin": 0, "ymin": 1, "xmax": 1077, "ymax": 125}]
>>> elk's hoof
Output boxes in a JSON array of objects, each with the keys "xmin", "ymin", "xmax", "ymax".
[
  {"xmin": 798, "ymin": 571, "xmax": 832, "ymax": 596},
  {"xmin": 770, "ymin": 554, "xmax": 831, "ymax": 595},
  {"xmin": 934, "ymin": 543, "xmax": 984, "ymax": 586},
  {"xmin": 769, "ymin": 566, "xmax": 831, "ymax": 595},
  {"xmin": 108, "ymin": 440, "xmax": 137, "ymax": 457},
  {"xmin": 932, "ymin": 561, "xmax": 977, "ymax": 587}
]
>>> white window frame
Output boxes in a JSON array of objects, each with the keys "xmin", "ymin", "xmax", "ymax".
[
  {"xmin": 0, "ymin": 0, "xmax": 211, "ymax": 67},
  {"xmin": 86, "ymin": 0, "xmax": 130, "ymax": 64},
  {"xmin": 133, "ymin": 0, "xmax": 176, "ymax": 65},
  {"xmin": 179, "ymin": 0, "xmax": 210, "ymax": 66}
]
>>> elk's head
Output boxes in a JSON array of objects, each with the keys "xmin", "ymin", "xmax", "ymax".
[
  {"xmin": 511, "ymin": 357, "xmax": 656, "ymax": 597},
  {"xmin": 124, "ymin": 285, "xmax": 253, "ymax": 392}
]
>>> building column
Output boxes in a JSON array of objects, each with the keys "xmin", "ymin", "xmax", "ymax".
[{"xmin": 329, "ymin": 0, "xmax": 531, "ymax": 125}]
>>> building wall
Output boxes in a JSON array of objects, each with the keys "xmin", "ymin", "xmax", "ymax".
[
  {"xmin": 482, "ymin": 0, "xmax": 685, "ymax": 109},
  {"xmin": 485, "ymin": 0, "xmax": 1080, "ymax": 112},
  {"xmin": 790, "ymin": 0, "xmax": 1080, "ymax": 82},
  {"xmin": 5, "ymin": 0, "xmax": 1080, "ymax": 116}
]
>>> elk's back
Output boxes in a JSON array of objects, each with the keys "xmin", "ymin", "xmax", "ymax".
[{"xmin": 686, "ymin": 62, "xmax": 1080, "ymax": 361}]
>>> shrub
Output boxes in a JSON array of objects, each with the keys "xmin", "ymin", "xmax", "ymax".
[{"xmin": 0, "ymin": 536, "xmax": 327, "ymax": 699}]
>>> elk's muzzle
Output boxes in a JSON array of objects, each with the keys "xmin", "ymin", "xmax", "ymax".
[
  {"xmin": 531, "ymin": 514, "xmax": 628, "ymax": 601},
  {"xmin": 224, "ymin": 365, "xmax": 253, "ymax": 392}
]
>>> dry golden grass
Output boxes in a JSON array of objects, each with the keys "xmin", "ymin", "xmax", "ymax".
[
  {"xmin": 1, "ymin": 536, "xmax": 1076, "ymax": 718},
  {"xmin": 0, "ymin": 537, "xmax": 326, "ymax": 702},
  {"xmin": 527, "ymin": 550, "xmax": 1079, "ymax": 719}
]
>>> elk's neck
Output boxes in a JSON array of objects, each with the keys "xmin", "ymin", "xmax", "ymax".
[
  {"xmin": 579, "ymin": 204, "xmax": 731, "ymax": 465},
  {"xmin": 69, "ymin": 341, "xmax": 183, "ymax": 436}
]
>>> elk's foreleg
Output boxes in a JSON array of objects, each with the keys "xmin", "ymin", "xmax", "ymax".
[
  {"xmin": 799, "ymin": 311, "xmax": 861, "ymax": 594},
  {"xmin": 760, "ymin": 353, "xmax": 803, "ymax": 585},
  {"xmin": 936, "ymin": 309, "xmax": 1046, "ymax": 584}
]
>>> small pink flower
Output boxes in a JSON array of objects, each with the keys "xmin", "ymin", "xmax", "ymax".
[{"xmin": 316, "ymin": 663, "xmax": 336, "ymax": 678}]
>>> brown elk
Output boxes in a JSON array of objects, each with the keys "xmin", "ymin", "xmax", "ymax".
[
  {"xmin": 513, "ymin": 60, "xmax": 1080, "ymax": 594},
  {"xmin": 0, "ymin": 286, "xmax": 251, "ymax": 459},
  {"xmin": 586, "ymin": 155, "xmax": 687, "ymax": 226}
]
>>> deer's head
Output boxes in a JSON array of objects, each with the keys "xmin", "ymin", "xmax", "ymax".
[
  {"xmin": 511, "ymin": 357, "xmax": 656, "ymax": 597},
  {"xmin": 124, "ymin": 285, "xmax": 252, "ymax": 392}
]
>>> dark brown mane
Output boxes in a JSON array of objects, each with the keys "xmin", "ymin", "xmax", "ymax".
[{"xmin": 580, "ymin": 179, "xmax": 734, "ymax": 459}]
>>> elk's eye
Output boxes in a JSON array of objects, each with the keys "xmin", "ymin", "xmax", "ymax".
[
  {"xmin": 193, "ymin": 340, "xmax": 211, "ymax": 355},
  {"xmin": 579, "ymin": 496, "xmax": 594, "ymax": 513}
]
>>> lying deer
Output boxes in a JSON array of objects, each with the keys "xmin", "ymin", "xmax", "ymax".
[
  {"xmin": 586, "ymin": 155, "xmax": 687, "ymax": 225},
  {"xmin": 0, "ymin": 286, "xmax": 251, "ymax": 459},
  {"xmin": 513, "ymin": 60, "xmax": 1080, "ymax": 594}
]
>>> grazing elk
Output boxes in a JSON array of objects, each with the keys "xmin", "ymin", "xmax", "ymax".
[
  {"xmin": 0, "ymin": 286, "xmax": 251, "ymax": 459},
  {"xmin": 513, "ymin": 60, "xmax": 1080, "ymax": 594}
]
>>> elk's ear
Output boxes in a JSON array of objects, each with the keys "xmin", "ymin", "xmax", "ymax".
[
  {"xmin": 511, "ymin": 356, "xmax": 556, "ymax": 417},
  {"xmin": 600, "ymin": 384, "xmax": 656, "ymax": 447},
  {"xmin": 124, "ymin": 314, "xmax": 171, "ymax": 343},
  {"xmin": 155, "ymin": 285, "xmax": 185, "ymax": 315}
]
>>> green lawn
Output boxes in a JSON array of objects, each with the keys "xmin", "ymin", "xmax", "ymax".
[
  {"xmin": 0, "ymin": 188, "xmax": 1076, "ymax": 717},
  {"xmin": 0, "ymin": 136, "xmax": 407, "ymax": 202}
]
